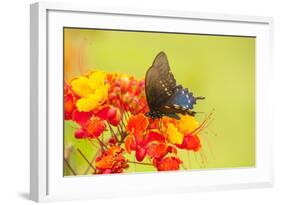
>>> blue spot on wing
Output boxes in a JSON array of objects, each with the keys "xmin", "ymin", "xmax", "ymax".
[{"xmin": 165, "ymin": 85, "xmax": 196, "ymax": 109}]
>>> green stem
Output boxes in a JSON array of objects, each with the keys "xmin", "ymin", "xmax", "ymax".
[
  {"xmin": 77, "ymin": 148, "xmax": 96, "ymax": 172},
  {"xmin": 127, "ymin": 160, "xmax": 153, "ymax": 166},
  {"xmin": 107, "ymin": 122, "xmax": 119, "ymax": 142},
  {"xmin": 64, "ymin": 158, "xmax": 77, "ymax": 176},
  {"xmin": 96, "ymin": 138, "xmax": 107, "ymax": 150}
]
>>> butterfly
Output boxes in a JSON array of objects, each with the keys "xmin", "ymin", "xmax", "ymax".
[{"xmin": 145, "ymin": 51, "xmax": 205, "ymax": 120}]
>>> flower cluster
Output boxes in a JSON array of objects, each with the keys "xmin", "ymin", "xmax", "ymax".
[
  {"xmin": 64, "ymin": 70, "xmax": 209, "ymax": 175},
  {"xmin": 95, "ymin": 146, "xmax": 129, "ymax": 174}
]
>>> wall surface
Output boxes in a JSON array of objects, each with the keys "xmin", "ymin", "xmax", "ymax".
[{"xmin": 0, "ymin": 0, "xmax": 280, "ymax": 204}]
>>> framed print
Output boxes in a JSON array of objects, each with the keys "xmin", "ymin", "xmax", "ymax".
[{"xmin": 30, "ymin": 2, "xmax": 274, "ymax": 202}]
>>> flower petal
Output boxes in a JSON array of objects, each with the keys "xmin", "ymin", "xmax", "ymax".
[
  {"xmin": 88, "ymin": 71, "xmax": 106, "ymax": 90},
  {"xmin": 64, "ymin": 93, "xmax": 76, "ymax": 120},
  {"xmin": 127, "ymin": 113, "xmax": 149, "ymax": 144},
  {"xmin": 85, "ymin": 117, "xmax": 106, "ymax": 138},
  {"xmin": 71, "ymin": 71, "xmax": 109, "ymax": 112},
  {"xmin": 177, "ymin": 134, "xmax": 201, "ymax": 151},
  {"xmin": 72, "ymin": 109, "xmax": 92, "ymax": 126},
  {"xmin": 95, "ymin": 146, "xmax": 128, "ymax": 174},
  {"xmin": 166, "ymin": 123, "xmax": 184, "ymax": 145},
  {"xmin": 155, "ymin": 157, "xmax": 182, "ymax": 171},
  {"xmin": 95, "ymin": 105, "xmax": 121, "ymax": 126},
  {"xmin": 107, "ymin": 146, "xmax": 123, "ymax": 155},
  {"xmin": 76, "ymin": 84, "xmax": 109, "ymax": 112},
  {"xmin": 146, "ymin": 142, "xmax": 168, "ymax": 159},
  {"xmin": 143, "ymin": 129, "xmax": 166, "ymax": 146},
  {"xmin": 125, "ymin": 134, "xmax": 136, "ymax": 154},
  {"xmin": 71, "ymin": 77, "xmax": 94, "ymax": 98},
  {"xmin": 74, "ymin": 128, "xmax": 88, "ymax": 139},
  {"xmin": 136, "ymin": 146, "xmax": 147, "ymax": 162},
  {"xmin": 96, "ymin": 155, "xmax": 114, "ymax": 169},
  {"xmin": 177, "ymin": 115, "xmax": 199, "ymax": 135}
]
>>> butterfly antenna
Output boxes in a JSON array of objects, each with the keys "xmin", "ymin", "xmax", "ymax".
[{"xmin": 196, "ymin": 96, "xmax": 205, "ymax": 100}]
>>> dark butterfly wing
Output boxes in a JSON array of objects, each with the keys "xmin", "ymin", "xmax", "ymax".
[
  {"xmin": 145, "ymin": 52, "xmax": 177, "ymax": 111},
  {"xmin": 145, "ymin": 51, "xmax": 204, "ymax": 120},
  {"xmin": 166, "ymin": 85, "xmax": 197, "ymax": 109},
  {"xmin": 159, "ymin": 85, "xmax": 198, "ymax": 119}
]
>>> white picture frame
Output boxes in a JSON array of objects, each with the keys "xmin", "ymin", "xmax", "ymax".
[{"xmin": 30, "ymin": 2, "xmax": 274, "ymax": 202}]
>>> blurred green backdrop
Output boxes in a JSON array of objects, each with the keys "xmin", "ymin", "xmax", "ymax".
[{"xmin": 64, "ymin": 28, "xmax": 255, "ymax": 175}]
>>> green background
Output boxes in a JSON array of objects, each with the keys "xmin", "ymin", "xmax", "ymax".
[{"xmin": 64, "ymin": 28, "xmax": 255, "ymax": 175}]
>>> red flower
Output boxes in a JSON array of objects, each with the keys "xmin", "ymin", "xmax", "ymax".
[
  {"xmin": 107, "ymin": 137, "xmax": 118, "ymax": 146},
  {"xmin": 72, "ymin": 109, "xmax": 92, "ymax": 126},
  {"xmin": 95, "ymin": 146, "xmax": 129, "ymax": 174},
  {"xmin": 125, "ymin": 114, "xmax": 168, "ymax": 162},
  {"xmin": 95, "ymin": 105, "xmax": 121, "ymax": 126},
  {"xmin": 147, "ymin": 142, "xmax": 177, "ymax": 160},
  {"xmin": 176, "ymin": 134, "xmax": 201, "ymax": 152},
  {"xmin": 64, "ymin": 83, "xmax": 79, "ymax": 120},
  {"xmin": 64, "ymin": 93, "xmax": 76, "ymax": 120},
  {"xmin": 147, "ymin": 118, "xmax": 160, "ymax": 130},
  {"xmin": 106, "ymin": 74, "xmax": 148, "ymax": 114},
  {"xmin": 74, "ymin": 115, "xmax": 106, "ymax": 139},
  {"xmin": 125, "ymin": 133, "xmax": 147, "ymax": 161},
  {"xmin": 74, "ymin": 128, "xmax": 87, "ymax": 139},
  {"xmin": 154, "ymin": 157, "xmax": 182, "ymax": 171},
  {"xmin": 126, "ymin": 113, "xmax": 149, "ymax": 143},
  {"xmin": 84, "ymin": 117, "xmax": 106, "ymax": 138}
]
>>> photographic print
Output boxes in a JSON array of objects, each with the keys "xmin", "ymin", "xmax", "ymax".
[{"xmin": 63, "ymin": 28, "xmax": 255, "ymax": 176}]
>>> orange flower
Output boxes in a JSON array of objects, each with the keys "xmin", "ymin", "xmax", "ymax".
[
  {"xmin": 84, "ymin": 117, "xmax": 106, "ymax": 138},
  {"xmin": 95, "ymin": 146, "xmax": 128, "ymax": 174},
  {"xmin": 125, "ymin": 126, "xmax": 168, "ymax": 162},
  {"xmin": 154, "ymin": 156, "xmax": 182, "ymax": 171},
  {"xmin": 125, "ymin": 134, "xmax": 136, "ymax": 154},
  {"xmin": 146, "ymin": 142, "xmax": 176, "ymax": 159},
  {"xmin": 146, "ymin": 143, "xmax": 167, "ymax": 159},
  {"xmin": 126, "ymin": 113, "xmax": 149, "ymax": 143},
  {"xmin": 125, "ymin": 114, "xmax": 178, "ymax": 162},
  {"xmin": 161, "ymin": 116, "xmax": 178, "ymax": 128}
]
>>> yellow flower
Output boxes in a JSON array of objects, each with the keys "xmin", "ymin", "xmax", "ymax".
[
  {"xmin": 88, "ymin": 71, "xmax": 106, "ymax": 90},
  {"xmin": 71, "ymin": 76, "xmax": 94, "ymax": 98},
  {"xmin": 70, "ymin": 71, "xmax": 109, "ymax": 112},
  {"xmin": 177, "ymin": 115, "xmax": 199, "ymax": 135},
  {"xmin": 166, "ymin": 123, "xmax": 184, "ymax": 145}
]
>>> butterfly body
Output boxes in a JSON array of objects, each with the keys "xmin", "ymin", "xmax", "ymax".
[{"xmin": 145, "ymin": 52, "xmax": 204, "ymax": 120}]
